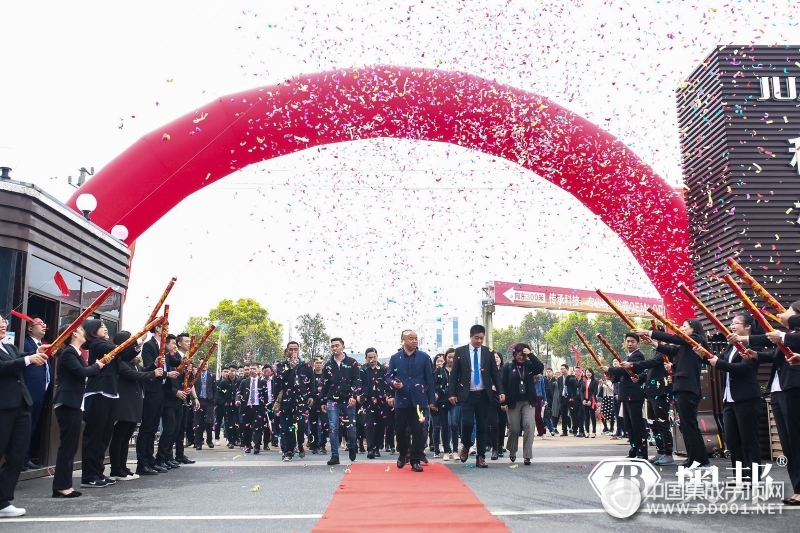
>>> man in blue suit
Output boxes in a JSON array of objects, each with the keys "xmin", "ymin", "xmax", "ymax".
[
  {"xmin": 22, "ymin": 316, "xmax": 51, "ymax": 471},
  {"xmin": 385, "ymin": 330, "xmax": 435, "ymax": 472}
]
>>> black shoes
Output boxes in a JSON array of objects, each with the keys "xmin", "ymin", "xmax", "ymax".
[
  {"xmin": 24, "ymin": 460, "xmax": 43, "ymax": 470},
  {"xmin": 155, "ymin": 462, "xmax": 171, "ymax": 470},
  {"xmin": 80, "ymin": 479, "xmax": 107, "ymax": 488},
  {"xmin": 397, "ymin": 455, "xmax": 407, "ymax": 469},
  {"xmin": 253, "ymin": 448, "xmax": 260, "ymax": 455},
  {"xmin": 375, "ymin": 449, "xmax": 381, "ymax": 458},
  {"xmin": 524, "ymin": 459, "xmax": 531, "ymax": 466},
  {"xmin": 348, "ymin": 447, "xmax": 357, "ymax": 462},
  {"xmin": 358, "ymin": 445, "xmax": 366, "ymax": 454},
  {"xmin": 176, "ymin": 456, "xmax": 195, "ymax": 464},
  {"xmin": 411, "ymin": 462, "xmax": 423, "ymax": 472},
  {"xmin": 491, "ymin": 449, "xmax": 499, "ymax": 460},
  {"xmin": 167, "ymin": 460, "xmax": 180, "ymax": 468},
  {"xmin": 152, "ymin": 464, "xmax": 168, "ymax": 473},
  {"xmin": 298, "ymin": 445, "xmax": 305, "ymax": 458},
  {"xmin": 367, "ymin": 450, "xmax": 375, "ymax": 459},
  {"xmin": 136, "ymin": 466, "xmax": 159, "ymax": 475},
  {"xmin": 194, "ymin": 445, "xmax": 203, "ymax": 451},
  {"xmin": 244, "ymin": 448, "xmax": 252, "ymax": 454},
  {"xmin": 207, "ymin": 441, "xmax": 214, "ymax": 449},
  {"xmin": 327, "ymin": 456, "xmax": 340, "ymax": 466},
  {"xmin": 52, "ymin": 490, "xmax": 82, "ymax": 498}
]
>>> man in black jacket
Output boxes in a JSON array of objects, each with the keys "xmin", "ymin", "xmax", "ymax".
[
  {"xmin": 604, "ymin": 333, "xmax": 648, "ymax": 460},
  {"xmin": 136, "ymin": 324, "xmax": 169, "ymax": 475},
  {"xmin": 321, "ymin": 338, "xmax": 361, "ymax": 465},
  {"xmin": 193, "ymin": 363, "xmax": 216, "ymax": 450},
  {"xmin": 556, "ymin": 364, "xmax": 572, "ymax": 436},
  {"xmin": 0, "ymin": 317, "xmax": 47, "ymax": 517},
  {"xmin": 274, "ymin": 342, "xmax": 311, "ymax": 461},
  {"xmin": 361, "ymin": 348, "xmax": 388, "ymax": 459},
  {"xmin": 308, "ymin": 358, "xmax": 328, "ymax": 454},
  {"xmin": 219, "ymin": 366, "xmax": 239, "ymax": 448},
  {"xmin": 641, "ymin": 335, "xmax": 674, "ymax": 465},
  {"xmin": 236, "ymin": 365, "xmax": 269, "ymax": 453},
  {"xmin": 447, "ymin": 325, "xmax": 505, "ymax": 468},
  {"xmin": 156, "ymin": 335, "xmax": 185, "ymax": 470}
]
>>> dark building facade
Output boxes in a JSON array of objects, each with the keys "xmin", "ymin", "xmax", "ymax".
[
  {"xmin": 678, "ymin": 45, "xmax": 800, "ymax": 459},
  {"xmin": 0, "ymin": 178, "xmax": 130, "ymax": 477}
]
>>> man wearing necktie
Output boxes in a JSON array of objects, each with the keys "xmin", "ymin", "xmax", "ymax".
[
  {"xmin": 236, "ymin": 365, "xmax": 266, "ymax": 454},
  {"xmin": 193, "ymin": 364, "xmax": 216, "ymax": 450},
  {"xmin": 448, "ymin": 325, "xmax": 505, "ymax": 468},
  {"xmin": 22, "ymin": 316, "xmax": 51, "ymax": 471}
]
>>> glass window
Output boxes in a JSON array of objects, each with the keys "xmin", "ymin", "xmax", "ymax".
[
  {"xmin": 83, "ymin": 279, "xmax": 121, "ymax": 318},
  {"xmin": 59, "ymin": 304, "xmax": 80, "ymax": 331},
  {"xmin": 28, "ymin": 256, "xmax": 80, "ymax": 305}
]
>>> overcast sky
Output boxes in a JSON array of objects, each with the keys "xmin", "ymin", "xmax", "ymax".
[{"xmin": 1, "ymin": 0, "xmax": 797, "ymax": 354}]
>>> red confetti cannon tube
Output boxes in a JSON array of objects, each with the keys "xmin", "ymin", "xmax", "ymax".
[
  {"xmin": 725, "ymin": 258, "xmax": 786, "ymax": 314},
  {"xmin": 177, "ymin": 325, "xmax": 216, "ymax": 373},
  {"xmin": 146, "ymin": 277, "xmax": 177, "ymax": 325},
  {"xmin": 595, "ymin": 289, "xmax": 653, "ymax": 343},
  {"xmin": 721, "ymin": 275, "xmax": 796, "ymax": 361},
  {"xmin": 595, "ymin": 333, "xmax": 637, "ymax": 378},
  {"xmin": 99, "ymin": 316, "xmax": 165, "ymax": 364},
  {"xmin": 157, "ymin": 305, "xmax": 169, "ymax": 368},
  {"xmin": 185, "ymin": 342, "xmax": 217, "ymax": 392},
  {"xmin": 45, "ymin": 287, "xmax": 115, "ymax": 356},
  {"xmin": 678, "ymin": 284, "xmax": 748, "ymax": 354},
  {"xmin": 647, "ymin": 307, "xmax": 713, "ymax": 359}
]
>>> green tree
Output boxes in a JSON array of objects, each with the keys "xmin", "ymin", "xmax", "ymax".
[
  {"xmin": 296, "ymin": 313, "xmax": 329, "ymax": 361},
  {"xmin": 492, "ymin": 325, "xmax": 521, "ymax": 358},
  {"xmin": 519, "ymin": 311, "xmax": 558, "ymax": 363},
  {"xmin": 544, "ymin": 312, "xmax": 594, "ymax": 366},
  {"xmin": 592, "ymin": 314, "xmax": 634, "ymax": 366},
  {"xmin": 183, "ymin": 298, "xmax": 283, "ymax": 368}
]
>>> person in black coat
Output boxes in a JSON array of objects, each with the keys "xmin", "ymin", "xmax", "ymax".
[
  {"xmin": 500, "ymin": 343, "xmax": 544, "ymax": 464},
  {"xmin": 0, "ymin": 316, "xmax": 48, "ymax": 517},
  {"xmin": 108, "ymin": 332, "xmax": 161, "ymax": 480},
  {"xmin": 447, "ymin": 325, "xmax": 505, "ymax": 467},
  {"xmin": 702, "ymin": 312, "xmax": 766, "ymax": 484},
  {"xmin": 633, "ymin": 320, "xmax": 711, "ymax": 469},
  {"xmin": 51, "ymin": 325, "xmax": 104, "ymax": 497},
  {"xmin": 360, "ymin": 348, "xmax": 388, "ymax": 459},
  {"xmin": 219, "ymin": 365, "xmax": 239, "ymax": 448},
  {"xmin": 603, "ymin": 333, "xmax": 648, "ymax": 459},
  {"xmin": 580, "ymin": 368, "xmax": 599, "ymax": 438},
  {"xmin": 236, "ymin": 364, "xmax": 269, "ymax": 454},
  {"xmin": 80, "ymin": 319, "xmax": 120, "ymax": 488},
  {"xmin": 135, "ymin": 323, "xmax": 168, "ymax": 475},
  {"xmin": 639, "ymin": 328, "xmax": 674, "ymax": 465},
  {"xmin": 156, "ymin": 336, "xmax": 185, "ymax": 469}
]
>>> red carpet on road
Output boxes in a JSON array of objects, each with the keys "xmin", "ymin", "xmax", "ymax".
[{"xmin": 312, "ymin": 462, "xmax": 510, "ymax": 533}]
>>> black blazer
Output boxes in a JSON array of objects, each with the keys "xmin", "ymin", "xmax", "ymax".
[
  {"xmin": 580, "ymin": 377, "xmax": 599, "ymax": 404},
  {"xmin": 162, "ymin": 353, "xmax": 185, "ymax": 407},
  {"xmin": 638, "ymin": 331, "xmax": 705, "ymax": 396},
  {"xmin": 193, "ymin": 370, "xmax": 217, "ymax": 402},
  {"xmin": 117, "ymin": 360, "xmax": 158, "ymax": 423},
  {"xmin": 556, "ymin": 374, "xmax": 579, "ymax": 403},
  {"xmin": 360, "ymin": 365, "xmax": 388, "ymax": 402},
  {"xmin": 752, "ymin": 332, "xmax": 800, "ymax": 392},
  {"xmin": 53, "ymin": 345, "xmax": 102, "ymax": 410},
  {"xmin": 448, "ymin": 345, "xmax": 504, "ymax": 403},
  {"xmin": 500, "ymin": 355, "xmax": 545, "ymax": 409},
  {"xmin": 237, "ymin": 376, "xmax": 269, "ymax": 413},
  {"xmin": 0, "ymin": 342, "xmax": 33, "ymax": 409},
  {"xmin": 141, "ymin": 337, "xmax": 163, "ymax": 394},
  {"xmin": 609, "ymin": 349, "xmax": 647, "ymax": 402},
  {"xmin": 321, "ymin": 355, "xmax": 362, "ymax": 403},
  {"xmin": 714, "ymin": 345, "xmax": 761, "ymax": 402},
  {"xmin": 642, "ymin": 347, "xmax": 671, "ymax": 399},
  {"xmin": 85, "ymin": 337, "xmax": 121, "ymax": 396}
]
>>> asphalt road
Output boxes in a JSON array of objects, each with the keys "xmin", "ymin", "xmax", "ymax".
[{"xmin": 5, "ymin": 436, "xmax": 798, "ymax": 533}]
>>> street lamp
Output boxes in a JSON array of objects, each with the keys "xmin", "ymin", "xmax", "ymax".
[
  {"xmin": 75, "ymin": 193, "xmax": 97, "ymax": 220},
  {"xmin": 214, "ymin": 320, "xmax": 226, "ymax": 375},
  {"xmin": 0, "ymin": 147, "xmax": 19, "ymax": 180}
]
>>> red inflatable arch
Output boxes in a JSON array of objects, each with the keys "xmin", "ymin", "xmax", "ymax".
[{"xmin": 67, "ymin": 66, "xmax": 692, "ymax": 318}]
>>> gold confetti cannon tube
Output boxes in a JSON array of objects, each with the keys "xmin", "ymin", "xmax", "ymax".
[
  {"xmin": 725, "ymin": 258, "xmax": 786, "ymax": 314},
  {"xmin": 145, "ymin": 277, "xmax": 177, "ymax": 325},
  {"xmin": 594, "ymin": 333, "xmax": 637, "ymax": 378},
  {"xmin": 177, "ymin": 325, "xmax": 216, "ymax": 373},
  {"xmin": 99, "ymin": 316, "xmax": 166, "ymax": 364},
  {"xmin": 157, "ymin": 305, "xmax": 169, "ymax": 368},
  {"xmin": 45, "ymin": 287, "xmax": 115, "ymax": 356},
  {"xmin": 646, "ymin": 307, "xmax": 713, "ymax": 359},
  {"xmin": 678, "ymin": 283, "xmax": 749, "ymax": 354},
  {"xmin": 185, "ymin": 342, "xmax": 217, "ymax": 392},
  {"xmin": 721, "ymin": 275, "xmax": 796, "ymax": 361},
  {"xmin": 595, "ymin": 289, "xmax": 653, "ymax": 343}
]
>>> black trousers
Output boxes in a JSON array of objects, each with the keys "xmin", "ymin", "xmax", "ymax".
[
  {"xmin": 0, "ymin": 404, "xmax": 30, "ymax": 509},
  {"xmin": 26, "ymin": 396, "xmax": 45, "ymax": 462},
  {"xmin": 461, "ymin": 391, "xmax": 491, "ymax": 458},
  {"xmin": 242, "ymin": 404, "xmax": 265, "ymax": 449},
  {"xmin": 395, "ymin": 405, "xmax": 425, "ymax": 463},
  {"xmin": 722, "ymin": 398, "xmax": 762, "ymax": 481},
  {"xmin": 356, "ymin": 409, "xmax": 366, "ymax": 446},
  {"xmin": 771, "ymin": 390, "xmax": 800, "ymax": 494},
  {"xmin": 214, "ymin": 404, "xmax": 225, "ymax": 439},
  {"xmin": 308, "ymin": 404, "xmax": 328, "ymax": 449},
  {"xmin": 647, "ymin": 395, "xmax": 673, "ymax": 455},
  {"xmin": 81, "ymin": 395, "xmax": 117, "ymax": 482},
  {"xmin": 583, "ymin": 404, "xmax": 596, "ymax": 434},
  {"xmin": 53, "ymin": 406, "xmax": 81, "ymax": 491},
  {"xmin": 109, "ymin": 421, "xmax": 137, "ymax": 474},
  {"xmin": 365, "ymin": 401, "xmax": 385, "ymax": 451},
  {"xmin": 569, "ymin": 399, "xmax": 584, "ymax": 434},
  {"xmin": 194, "ymin": 399, "xmax": 214, "ymax": 445},
  {"xmin": 157, "ymin": 403, "xmax": 182, "ymax": 463},
  {"xmin": 675, "ymin": 391, "xmax": 709, "ymax": 466},
  {"xmin": 622, "ymin": 399, "xmax": 647, "ymax": 458},
  {"xmin": 136, "ymin": 392, "xmax": 163, "ymax": 467},
  {"xmin": 559, "ymin": 399, "xmax": 570, "ymax": 434},
  {"xmin": 224, "ymin": 405, "xmax": 239, "ymax": 444},
  {"xmin": 181, "ymin": 404, "xmax": 192, "ymax": 447},
  {"xmin": 279, "ymin": 405, "xmax": 307, "ymax": 452},
  {"xmin": 384, "ymin": 408, "xmax": 396, "ymax": 449}
]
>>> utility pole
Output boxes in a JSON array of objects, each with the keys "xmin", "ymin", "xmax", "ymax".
[{"xmin": 481, "ymin": 282, "xmax": 495, "ymax": 349}]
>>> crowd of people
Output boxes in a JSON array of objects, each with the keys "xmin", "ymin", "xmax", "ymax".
[{"xmin": 2, "ymin": 303, "xmax": 800, "ymax": 517}]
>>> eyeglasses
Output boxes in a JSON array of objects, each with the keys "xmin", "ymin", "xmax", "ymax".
[{"xmin": 730, "ymin": 321, "xmax": 744, "ymax": 326}]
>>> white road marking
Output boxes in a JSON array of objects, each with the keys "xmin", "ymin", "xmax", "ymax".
[{"xmin": 0, "ymin": 514, "xmax": 323, "ymax": 523}]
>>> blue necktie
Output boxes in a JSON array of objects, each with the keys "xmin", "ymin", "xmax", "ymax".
[{"xmin": 473, "ymin": 347, "xmax": 480, "ymax": 386}]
